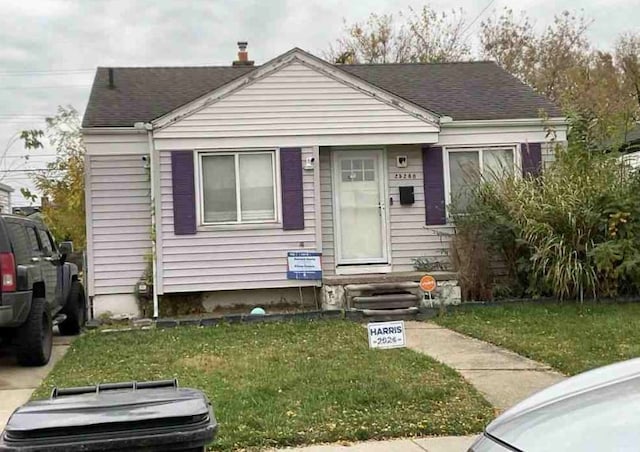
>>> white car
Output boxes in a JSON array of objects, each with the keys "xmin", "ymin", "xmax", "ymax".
[{"xmin": 469, "ymin": 358, "xmax": 640, "ymax": 451}]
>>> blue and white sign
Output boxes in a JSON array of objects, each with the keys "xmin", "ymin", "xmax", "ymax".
[
  {"xmin": 368, "ymin": 321, "xmax": 406, "ymax": 349},
  {"xmin": 287, "ymin": 251, "xmax": 322, "ymax": 280}
]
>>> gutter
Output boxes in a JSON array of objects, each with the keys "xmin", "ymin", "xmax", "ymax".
[
  {"xmin": 81, "ymin": 127, "xmax": 146, "ymax": 135},
  {"xmin": 143, "ymin": 123, "xmax": 160, "ymax": 319},
  {"xmin": 441, "ymin": 117, "xmax": 567, "ymax": 128}
]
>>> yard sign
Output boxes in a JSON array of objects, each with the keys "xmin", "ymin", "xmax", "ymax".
[
  {"xmin": 420, "ymin": 274, "xmax": 437, "ymax": 292},
  {"xmin": 368, "ymin": 321, "xmax": 406, "ymax": 349},
  {"xmin": 287, "ymin": 251, "xmax": 322, "ymax": 280}
]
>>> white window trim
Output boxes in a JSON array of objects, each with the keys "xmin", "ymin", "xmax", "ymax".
[
  {"xmin": 443, "ymin": 144, "xmax": 520, "ymax": 218},
  {"xmin": 196, "ymin": 149, "xmax": 281, "ymax": 227}
]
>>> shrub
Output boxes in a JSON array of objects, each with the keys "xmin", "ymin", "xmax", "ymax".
[{"xmin": 451, "ymin": 138, "xmax": 640, "ymax": 301}]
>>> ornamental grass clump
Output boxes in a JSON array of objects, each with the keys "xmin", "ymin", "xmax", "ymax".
[{"xmin": 452, "ymin": 141, "xmax": 640, "ymax": 301}]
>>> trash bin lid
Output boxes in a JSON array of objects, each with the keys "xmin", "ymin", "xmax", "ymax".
[{"xmin": 4, "ymin": 385, "xmax": 211, "ymax": 439}]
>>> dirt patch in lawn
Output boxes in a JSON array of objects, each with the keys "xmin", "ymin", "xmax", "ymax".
[{"xmin": 180, "ymin": 354, "xmax": 227, "ymax": 372}]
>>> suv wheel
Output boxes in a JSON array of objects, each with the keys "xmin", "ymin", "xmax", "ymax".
[
  {"xmin": 16, "ymin": 297, "xmax": 52, "ymax": 366},
  {"xmin": 59, "ymin": 281, "xmax": 86, "ymax": 336}
]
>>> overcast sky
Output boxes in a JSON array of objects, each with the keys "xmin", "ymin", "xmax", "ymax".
[{"xmin": 1, "ymin": 0, "xmax": 638, "ymax": 205}]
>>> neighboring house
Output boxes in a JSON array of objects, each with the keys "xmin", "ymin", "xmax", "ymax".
[
  {"xmin": 0, "ymin": 182, "xmax": 13, "ymax": 213},
  {"xmin": 621, "ymin": 124, "xmax": 640, "ymax": 168},
  {"xmin": 622, "ymin": 124, "xmax": 640, "ymax": 152},
  {"xmin": 81, "ymin": 44, "xmax": 566, "ymax": 317}
]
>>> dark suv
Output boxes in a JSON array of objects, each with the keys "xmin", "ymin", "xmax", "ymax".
[{"xmin": 0, "ymin": 214, "xmax": 85, "ymax": 366}]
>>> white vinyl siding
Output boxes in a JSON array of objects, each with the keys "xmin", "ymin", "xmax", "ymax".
[
  {"xmin": 160, "ymin": 148, "xmax": 318, "ymax": 293},
  {"xmin": 387, "ymin": 146, "xmax": 454, "ymax": 270},
  {"xmin": 319, "ymin": 150, "xmax": 335, "ymax": 275},
  {"xmin": 0, "ymin": 190, "xmax": 10, "ymax": 213},
  {"xmin": 88, "ymin": 154, "xmax": 152, "ymax": 295},
  {"xmin": 154, "ymin": 61, "xmax": 436, "ymax": 142}
]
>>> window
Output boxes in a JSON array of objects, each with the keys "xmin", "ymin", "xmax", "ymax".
[
  {"xmin": 200, "ymin": 151, "xmax": 277, "ymax": 224},
  {"xmin": 341, "ymin": 158, "xmax": 375, "ymax": 182},
  {"xmin": 446, "ymin": 147, "xmax": 515, "ymax": 211},
  {"xmin": 6, "ymin": 222, "xmax": 31, "ymax": 264},
  {"xmin": 37, "ymin": 229, "xmax": 56, "ymax": 254},
  {"xmin": 25, "ymin": 227, "xmax": 41, "ymax": 254}
]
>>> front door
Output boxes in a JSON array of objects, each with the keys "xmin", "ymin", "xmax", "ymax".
[{"xmin": 333, "ymin": 150, "xmax": 388, "ymax": 265}]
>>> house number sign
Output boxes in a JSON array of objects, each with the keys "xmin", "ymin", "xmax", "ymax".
[{"xmin": 393, "ymin": 173, "xmax": 418, "ymax": 179}]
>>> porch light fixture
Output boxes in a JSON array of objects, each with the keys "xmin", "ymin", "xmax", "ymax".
[{"xmin": 304, "ymin": 156, "xmax": 315, "ymax": 170}]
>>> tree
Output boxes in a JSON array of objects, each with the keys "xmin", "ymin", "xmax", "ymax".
[
  {"xmin": 326, "ymin": 6, "xmax": 470, "ymax": 64},
  {"xmin": 480, "ymin": 9, "xmax": 639, "ymax": 146},
  {"xmin": 480, "ymin": 9, "xmax": 591, "ymax": 106},
  {"xmin": 21, "ymin": 106, "xmax": 86, "ymax": 248},
  {"xmin": 616, "ymin": 33, "xmax": 640, "ymax": 113}
]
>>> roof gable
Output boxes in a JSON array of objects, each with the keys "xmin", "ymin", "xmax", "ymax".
[
  {"xmin": 153, "ymin": 48, "xmax": 441, "ymax": 130},
  {"xmin": 154, "ymin": 59, "xmax": 440, "ymax": 139}
]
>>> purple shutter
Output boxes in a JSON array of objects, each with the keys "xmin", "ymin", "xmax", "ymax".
[
  {"xmin": 280, "ymin": 148, "xmax": 304, "ymax": 230},
  {"xmin": 521, "ymin": 142, "xmax": 542, "ymax": 177},
  {"xmin": 171, "ymin": 151, "xmax": 197, "ymax": 235},
  {"xmin": 422, "ymin": 146, "xmax": 447, "ymax": 225}
]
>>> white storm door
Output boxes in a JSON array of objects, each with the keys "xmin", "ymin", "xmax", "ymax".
[{"xmin": 333, "ymin": 150, "xmax": 388, "ymax": 265}]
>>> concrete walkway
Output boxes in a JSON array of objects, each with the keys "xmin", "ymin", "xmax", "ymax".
[
  {"xmin": 0, "ymin": 333, "xmax": 73, "ymax": 430},
  {"xmin": 405, "ymin": 321, "xmax": 565, "ymax": 411}
]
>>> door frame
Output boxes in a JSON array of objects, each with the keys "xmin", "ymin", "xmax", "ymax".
[{"xmin": 331, "ymin": 147, "xmax": 391, "ymax": 266}]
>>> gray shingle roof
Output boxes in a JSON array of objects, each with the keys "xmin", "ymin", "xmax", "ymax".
[
  {"xmin": 82, "ymin": 61, "xmax": 562, "ymax": 128},
  {"xmin": 626, "ymin": 124, "xmax": 640, "ymax": 144}
]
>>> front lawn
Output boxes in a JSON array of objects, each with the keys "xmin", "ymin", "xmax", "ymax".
[
  {"xmin": 436, "ymin": 302, "xmax": 640, "ymax": 375},
  {"xmin": 35, "ymin": 320, "xmax": 493, "ymax": 451}
]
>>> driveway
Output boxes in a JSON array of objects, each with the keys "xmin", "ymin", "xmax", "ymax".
[{"xmin": 0, "ymin": 330, "xmax": 73, "ymax": 430}]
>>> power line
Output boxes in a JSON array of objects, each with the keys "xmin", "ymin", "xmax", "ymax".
[
  {"xmin": 461, "ymin": 0, "xmax": 496, "ymax": 38},
  {"xmin": 0, "ymin": 84, "xmax": 91, "ymax": 90},
  {"xmin": 0, "ymin": 169, "xmax": 49, "ymax": 173},
  {"xmin": 0, "ymin": 69, "xmax": 94, "ymax": 76},
  {"xmin": 0, "ymin": 114, "xmax": 49, "ymax": 117}
]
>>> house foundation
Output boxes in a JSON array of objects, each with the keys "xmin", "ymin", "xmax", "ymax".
[{"xmin": 321, "ymin": 271, "xmax": 461, "ymax": 314}]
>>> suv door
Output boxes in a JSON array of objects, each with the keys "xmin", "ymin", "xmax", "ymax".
[
  {"xmin": 24, "ymin": 225, "xmax": 56, "ymax": 306},
  {"xmin": 36, "ymin": 228, "xmax": 64, "ymax": 306}
]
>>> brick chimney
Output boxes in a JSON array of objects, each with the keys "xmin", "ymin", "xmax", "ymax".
[{"xmin": 233, "ymin": 41, "xmax": 254, "ymax": 66}]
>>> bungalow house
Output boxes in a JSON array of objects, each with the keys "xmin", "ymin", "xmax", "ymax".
[{"xmin": 81, "ymin": 44, "xmax": 566, "ymax": 318}]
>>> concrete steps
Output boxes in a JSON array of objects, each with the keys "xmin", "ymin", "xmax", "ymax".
[
  {"xmin": 345, "ymin": 281, "xmax": 421, "ymax": 319},
  {"xmin": 353, "ymin": 294, "xmax": 419, "ymax": 310}
]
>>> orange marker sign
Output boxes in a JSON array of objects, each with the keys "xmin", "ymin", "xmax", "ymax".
[{"xmin": 420, "ymin": 275, "xmax": 437, "ymax": 293}]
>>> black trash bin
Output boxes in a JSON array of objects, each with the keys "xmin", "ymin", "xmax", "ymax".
[{"xmin": 0, "ymin": 380, "xmax": 217, "ymax": 452}]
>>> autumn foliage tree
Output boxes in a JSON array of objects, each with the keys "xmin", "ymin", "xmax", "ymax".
[
  {"xmin": 326, "ymin": 6, "xmax": 471, "ymax": 64},
  {"xmin": 480, "ymin": 9, "xmax": 640, "ymax": 145},
  {"xmin": 22, "ymin": 106, "xmax": 86, "ymax": 248}
]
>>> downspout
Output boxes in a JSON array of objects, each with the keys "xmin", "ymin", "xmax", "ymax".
[{"xmin": 145, "ymin": 124, "xmax": 159, "ymax": 319}]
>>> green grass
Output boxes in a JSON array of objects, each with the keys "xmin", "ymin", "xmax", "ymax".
[
  {"xmin": 435, "ymin": 302, "xmax": 640, "ymax": 375},
  {"xmin": 36, "ymin": 320, "xmax": 493, "ymax": 451}
]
